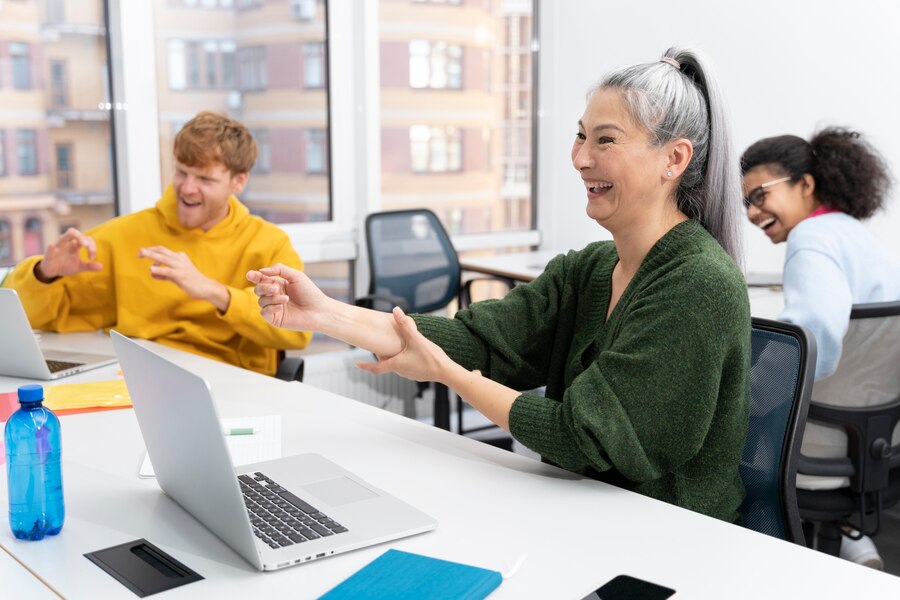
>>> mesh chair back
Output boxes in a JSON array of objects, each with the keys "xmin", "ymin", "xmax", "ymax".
[
  {"xmin": 364, "ymin": 209, "xmax": 460, "ymax": 314},
  {"xmin": 801, "ymin": 302, "xmax": 900, "ymax": 464},
  {"xmin": 739, "ymin": 318, "xmax": 816, "ymax": 543}
]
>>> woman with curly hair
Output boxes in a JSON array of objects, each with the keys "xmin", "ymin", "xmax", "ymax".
[
  {"xmin": 741, "ymin": 128, "xmax": 899, "ymax": 379},
  {"xmin": 741, "ymin": 128, "xmax": 900, "ymax": 569}
]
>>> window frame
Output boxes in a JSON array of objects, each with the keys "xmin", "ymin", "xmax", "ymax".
[{"xmin": 110, "ymin": 0, "xmax": 540, "ymax": 272}]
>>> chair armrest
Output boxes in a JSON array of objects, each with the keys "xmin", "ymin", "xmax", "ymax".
[
  {"xmin": 275, "ymin": 356, "xmax": 305, "ymax": 382},
  {"xmin": 797, "ymin": 454, "xmax": 856, "ymax": 477},
  {"xmin": 355, "ymin": 293, "xmax": 409, "ymax": 312},
  {"xmin": 460, "ymin": 276, "xmax": 513, "ymax": 308}
]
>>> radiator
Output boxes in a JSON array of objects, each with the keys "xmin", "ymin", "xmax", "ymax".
[{"xmin": 301, "ymin": 348, "xmax": 427, "ymax": 418}]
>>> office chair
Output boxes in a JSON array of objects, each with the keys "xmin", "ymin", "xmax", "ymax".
[
  {"xmin": 738, "ymin": 317, "xmax": 816, "ymax": 544},
  {"xmin": 796, "ymin": 301, "xmax": 900, "ymax": 556},
  {"xmin": 356, "ymin": 209, "xmax": 511, "ymax": 442},
  {"xmin": 274, "ymin": 350, "xmax": 304, "ymax": 382}
]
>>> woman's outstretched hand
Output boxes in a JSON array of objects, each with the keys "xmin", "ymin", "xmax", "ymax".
[
  {"xmin": 247, "ymin": 264, "xmax": 329, "ymax": 331},
  {"xmin": 356, "ymin": 307, "xmax": 453, "ymax": 384}
]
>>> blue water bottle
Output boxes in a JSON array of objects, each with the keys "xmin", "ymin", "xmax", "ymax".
[{"xmin": 5, "ymin": 384, "xmax": 65, "ymax": 540}]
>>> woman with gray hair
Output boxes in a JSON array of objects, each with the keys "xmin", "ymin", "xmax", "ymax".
[{"xmin": 249, "ymin": 47, "xmax": 751, "ymax": 522}]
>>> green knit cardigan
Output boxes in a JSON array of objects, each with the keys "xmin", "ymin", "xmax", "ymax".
[{"xmin": 414, "ymin": 219, "xmax": 751, "ymax": 522}]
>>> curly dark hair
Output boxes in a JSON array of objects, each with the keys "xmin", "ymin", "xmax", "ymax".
[{"xmin": 740, "ymin": 127, "xmax": 892, "ymax": 219}]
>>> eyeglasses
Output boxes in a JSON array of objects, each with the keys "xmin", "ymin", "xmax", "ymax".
[{"xmin": 743, "ymin": 176, "xmax": 791, "ymax": 209}]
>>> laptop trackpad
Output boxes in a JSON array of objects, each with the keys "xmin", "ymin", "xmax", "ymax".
[{"xmin": 302, "ymin": 477, "xmax": 378, "ymax": 507}]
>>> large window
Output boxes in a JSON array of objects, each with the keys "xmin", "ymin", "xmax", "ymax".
[
  {"xmin": 0, "ymin": 1, "xmax": 115, "ymax": 267},
  {"xmin": 381, "ymin": 0, "xmax": 535, "ymax": 236},
  {"xmin": 153, "ymin": 0, "xmax": 331, "ymax": 225}
]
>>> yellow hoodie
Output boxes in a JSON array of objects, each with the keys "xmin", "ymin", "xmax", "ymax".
[{"xmin": 3, "ymin": 185, "xmax": 311, "ymax": 375}]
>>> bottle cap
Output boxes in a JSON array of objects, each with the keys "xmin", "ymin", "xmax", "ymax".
[{"xmin": 17, "ymin": 384, "xmax": 44, "ymax": 403}]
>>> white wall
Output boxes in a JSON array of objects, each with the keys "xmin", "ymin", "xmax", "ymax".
[{"xmin": 537, "ymin": 0, "xmax": 900, "ymax": 273}]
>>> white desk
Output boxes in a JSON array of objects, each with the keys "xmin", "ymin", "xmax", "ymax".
[
  {"xmin": 2, "ymin": 336, "xmax": 899, "ymax": 598},
  {"xmin": 0, "ymin": 545, "xmax": 60, "ymax": 599},
  {"xmin": 461, "ymin": 250, "xmax": 786, "ymax": 319},
  {"xmin": 460, "ymin": 250, "xmax": 559, "ymax": 284}
]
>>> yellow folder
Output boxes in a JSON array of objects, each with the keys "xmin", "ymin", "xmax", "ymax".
[{"xmin": 44, "ymin": 380, "xmax": 132, "ymax": 414}]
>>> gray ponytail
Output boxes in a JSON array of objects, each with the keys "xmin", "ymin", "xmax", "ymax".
[{"xmin": 594, "ymin": 47, "xmax": 743, "ymax": 265}]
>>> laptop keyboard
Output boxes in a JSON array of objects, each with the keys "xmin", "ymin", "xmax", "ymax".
[
  {"xmin": 46, "ymin": 359, "xmax": 83, "ymax": 373},
  {"xmin": 239, "ymin": 472, "xmax": 349, "ymax": 550}
]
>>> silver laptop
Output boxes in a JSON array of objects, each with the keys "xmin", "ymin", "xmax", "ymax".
[
  {"xmin": 0, "ymin": 288, "xmax": 117, "ymax": 379},
  {"xmin": 110, "ymin": 331, "xmax": 437, "ymax": 571}
]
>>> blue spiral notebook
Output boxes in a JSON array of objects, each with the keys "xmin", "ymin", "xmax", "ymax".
[{"xmin": 320, "ymin": 549, "xmax": 502, "ymax": 600}]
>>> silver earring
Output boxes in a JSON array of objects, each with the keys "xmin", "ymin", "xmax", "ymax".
[{"xmin": 666, "ymin": 170, "xmax": 673, "ymax": 177}]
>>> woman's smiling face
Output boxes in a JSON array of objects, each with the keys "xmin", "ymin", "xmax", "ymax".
[
  {"xmin": 571, "ymin": 88, "xmax": 670, "ymax": 230},
  {"xmin": 742, "ymin": 165, "xmax": 817, "ymax": 244}
]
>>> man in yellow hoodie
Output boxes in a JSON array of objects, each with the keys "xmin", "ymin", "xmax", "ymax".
[{"xmin": 2, "ymin": 111, "xmax": 311, "ymax": 375}]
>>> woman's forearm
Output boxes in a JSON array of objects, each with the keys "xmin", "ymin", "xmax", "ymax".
[
  {"xmin": 318, "ymin": 299, "xmax": 406, "ymax": 358},
  {"xmin": 441, "ymin": 362, "xmax": 519, "ymax": 432}
]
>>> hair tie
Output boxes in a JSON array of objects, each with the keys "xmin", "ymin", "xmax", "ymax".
[{"xmin": 660, "ymin": 56, "xmax": 681, "ymax": 70}]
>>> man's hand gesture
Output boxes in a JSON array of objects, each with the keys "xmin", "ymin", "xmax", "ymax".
[{"xmin": 35, "ymin": 228, "xmax": 103, "ymax": 282}]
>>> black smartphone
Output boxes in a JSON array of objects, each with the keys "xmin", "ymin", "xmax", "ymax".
[{"xmin": 584, "ymin": 574, "xmax": 676, "ymax": 600}]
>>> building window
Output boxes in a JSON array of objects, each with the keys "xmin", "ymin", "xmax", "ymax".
[
  {"xmin": 409, "ymin": 40, "xmax": 462, "ymax": 89},
  {"xmin": 0, "ymin": 220, "xmax": 11, "ymax": 263},
  {"xmin": 50, "ymin": 61, "xmax": 68, "ymax": 107},
  {"xmin": 204, "ymin": 41, "xmax": 218, "ymax": 87},
  {"xmin": 56, "ymin": 144, "xmax": 73, "ymax": 189},
  {"xmin": 303, "ymin": 42, "xmax": 324, "ymax": 89},
  {"xmin": 221, "ymin": 41, "xmax": 236, "ymax": 88},
  {"xmin": 306, "ymin": 129, "xmax": 327, "ymax": 174},
  {"xmin": 11, "ymin": 42, "xmax": 31, "ymax": 89},
  {"xmin": 167, "ymin": 40, "xmax": 187, "ymax": 90},
  {"xmin": 168, "ymin": 39, "xmax": 237, "ymax": 90},
  {"xmin": 0, "ymin": 131, "xmax": 6, "ymax": 176},
  {"xmin": 253, "ymin": 129, "xmax": 270, "ymax": 174},
  {"xmin": 17, "ymin": 130, "xmax": 37, "ymax": 176},
  {"xmin": 187, "ymin": 42, "xmax": 201, "ymax": 88},
  {"xmin": 410, "ymin": 126, "xmax": 462, "ymax": 173},
  {"xmin": 289, "ymin": 0, "xmax": 317, "ymax": 19},
  {"xmin": 238, "ymin": 46, "xmax": 267, "ymax": 91},
  {"xmin": 46, "ymin": 0, "xmax": 64, "ymax": 23},
  {"xmin": 24, "ymin": 217, "xmax": 43, "ymax": 257},
  {"xmin": 237, "ymin": 0, "xmax": 263, "ymax": 9}
]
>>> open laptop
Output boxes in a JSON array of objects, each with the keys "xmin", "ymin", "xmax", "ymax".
[
  {"xmin": 110, "ymin": 331, "xmax": 437, "ymax": 571},
  {"xmin": 0, "ymin": 288, "xmax": 117, "ymax": 379}
]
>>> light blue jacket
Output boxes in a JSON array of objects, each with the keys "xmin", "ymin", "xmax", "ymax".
[{"xmin": 780, "ymin": 212, "xmax": 900, "ymax": 378}]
